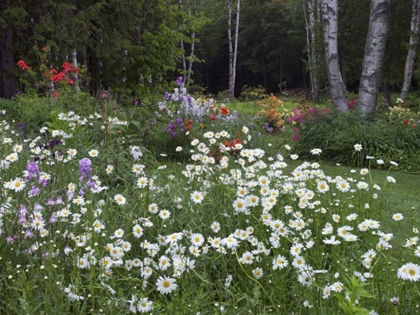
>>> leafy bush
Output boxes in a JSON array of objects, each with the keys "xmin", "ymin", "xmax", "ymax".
[
  {"xmin": 239, "ymin": 85, "xmax": 266, "ymax": 101},
  {"xmin": 293, "ymin": 111, "xmax": 420, "ymax": 170}
]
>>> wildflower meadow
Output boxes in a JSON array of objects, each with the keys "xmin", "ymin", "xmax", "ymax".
[{"xmin": 1, "ymin": 76, "xmax": 420, "ymax": 314}]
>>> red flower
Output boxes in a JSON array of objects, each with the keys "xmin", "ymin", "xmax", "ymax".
[
  {"xmin": 219, "ymin": 107, "xmax": 229, "ymax": 115},
  {"xmin": 50, "ymin": 71, "xmax": 66, "ymax": 82},
  {"xmin": 41, "ymin": 46, "xmax": 48, "ymax": 52},
  {"xmin": 209, "ymin": 114, "xmax": 217, "ymax": 121},
  {"xmin": 413, "ymin": 123, "xmax": 418, "ymax": 128},
  {"xmin": 50, "ymin": 68, "xmax": 58, "ymax": 74},
  {"xmin": 63, "ymin": 62, "xmax": 72, "ymax": 72},
  {"xmin": 52, "ymin": 91, "xmax": 60, "ymax": 98},
  {"xmin": 17, "ymin": 60, "xmax": 31, "ymax": 70},
  {"xmin": 403, "ymin": 119, "xmax": 410, "ymax": 125},
  {"xmin": 66, "ymin": 79, "xmax": 75, "ymax": 85}
]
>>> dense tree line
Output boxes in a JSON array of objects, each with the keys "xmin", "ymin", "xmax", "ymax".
[{"xmin": 0, "ymin": 0, "xmax": 418, "ymax": 110}]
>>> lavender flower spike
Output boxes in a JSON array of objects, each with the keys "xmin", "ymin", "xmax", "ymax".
[{"xmin": 79, "ymin": 157, "xmax": 92, "ymax": 181}]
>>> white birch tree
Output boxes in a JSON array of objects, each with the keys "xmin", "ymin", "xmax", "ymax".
[
  {"xmin": 180, "ymin": 0, "xmax": 187, "ymax": 83},
  {"xmin": 400, "ymin": 0, "xmax": 420, "ymax": 101},
  {"xmin": 71, "ymin": 49, "xmax": 80, "ymax": 93},
  {"xmin": 186, "ymin": 0, "xmax": 198, "ymax": 86},
  {"xmin": 321, "ymin": 0, "xmax": 348, "ymax": 112},
  {"xmin": 227, "ymin": 0, "xmax": 240, "ymax": 100},
  {"xmin": 358, "ymin": 0, "xmax": 391, "ymax": 115},
  {"xmin": 303, "ymin": 0, "xmax": 319, "ymax": 102}
]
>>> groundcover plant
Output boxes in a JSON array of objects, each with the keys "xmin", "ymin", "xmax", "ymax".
[{"xmin": 0, "ymin": 105, "xmax": 419, "ymax": 315}]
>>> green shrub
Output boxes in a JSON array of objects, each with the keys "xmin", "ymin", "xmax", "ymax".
[
  {"xmin": 293, "ymin": 112, "xmax": 420, "ymax": 170},
  {"xmin": 239, "ymin": 85, "xmax": 266, "ymax": 102}
]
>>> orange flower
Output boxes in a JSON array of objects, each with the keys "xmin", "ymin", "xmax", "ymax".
[
  {"xmin": 219, "ymin": 107, "xmax": 229, "ymax": 115},
  {"xmin": 275, "ymin": 119, "xmax": 284, "ymax": 127},
  {"xmin": 413, "ymin": 123, "xmax": 418, "ymax": 128},
  {"xmin": 404, "ymin": 119, "xmax": 410, "ymax": 125}
]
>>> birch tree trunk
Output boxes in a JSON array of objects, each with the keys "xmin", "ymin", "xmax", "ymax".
[
  {"xmin": 304, "ymin": 0, "xmax": 319, "ymax": 103},
  {"xmin": 358, "ymin": 0, "xmax": 391, "ymax": 115},
  {"xmin": 227, "ymin": 0, "xmax": 240, "ymax": 100},
  {"xmin": 321, "ymin": 0, "xmax": 348, "ymax": 112},
  {"xmin": 71, "ymin": 49, "xmax": 80, "ymax": 93},
  {"xmin": 180, "ymin": 0, "xmax": 187, "ymax": 83},
  {"xmin": 186, "ymin": 0, "xmax": 196, "ymax": 86},
  {"xmin": 400, "ymin": 0, "xmax": 420, "ymax": 100}
]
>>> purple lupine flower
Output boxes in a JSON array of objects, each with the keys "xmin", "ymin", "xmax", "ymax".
[
  {"xmin": 170, "ymin": 131, "xmax": 177, "ymax": 138},
  {"xmin": 67, "ymin": 191, "xmax": 74, "ymax": 200},
  {"xmin": 164, "ymin": 91, "xmax": 169, "ymax": 100},
  {"xmin": 168, "ymin": 123, "xmax": 176, "ymax": 131},
  {"xmin": 176, "ymin": 76, "xmax": 184, "ymax": 87},
  {"xmin": 17, "ymin": 214, "xmax": 27, "ymax": 225},
  {"xmin": 29, "ymin": 186, "xmax": 41, "ymax": 197},
  {"xmin": 34, "ymin": 203, "xmax": 44, "ymax": 211},
  {"xmin": 47, "ymin": 198, "xmax": 55, "ymax": 206},
  {"xmin": 38, "ymin": 178, "xmax": 48, "ymax": 187},
  {"xmin": 264, "ymin": 122, "xmax": 273, "ymax": 133},
  {"xmin": 19, "ymin": 204, "xmax": 28, "ymax": 215},
  {"xmin": 187, "ymin": 95, "xmax": 192, "ymax": 104},
  {"xmin": 175, "ymin": 117, "xmax": 182, "ymax": 125},
  {"xmin": 55, "ymin": 196, "xmax": 64, "ymax": 205},
  {"xmin": 26, "ymin": 162, "xmax": 39, "ymax": 180},
  {"xmin": 79, "ymin": 158, "xmax": 92, "ymax": 181},
  {"xmin": 25, "ymin": 230, "xmax": 34, "ymax": 238},
  {"xmin": 86, "ymin": 179, "xmax": 97, "ymax": 190},
  {"xmin": 178, "ymin": 95, "xmax": 183, "ymax": 101}
]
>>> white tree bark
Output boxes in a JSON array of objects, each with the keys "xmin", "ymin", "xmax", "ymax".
[
  {"xmin": 400, "ymin": 0, "xmax": 420, "ymax": 100},
  {"xmin": 227, "ymin": 0, "xmax": 240, "ymax": 100},
  {"xmin": 186, "ymin": 0, "xmax": 197, "ymax": 86},
  {"xmin": 358, "ymin": 0, "xmax": 391, "ymax": 115},
  {"xmin": 180, "ymin": 0, "xmax": 187, "ymax": 83},
  {"xmin": 304, "ymin": 0, "xmax": 319, "ymax": 103},
  {"xmin": 71, "ymin": 49, "xmax": 80, "ymax": 93},
  {"xmin": 321, "ymin": 0, "xmax": 348, "ymax": 112}
]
